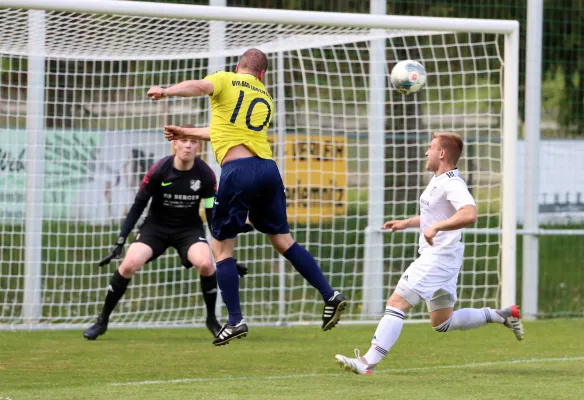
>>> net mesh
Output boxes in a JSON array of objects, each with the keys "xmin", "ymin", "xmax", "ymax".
[{"xmin": 0, "ymin": 8, "xmax": 504, "ymax": 327}]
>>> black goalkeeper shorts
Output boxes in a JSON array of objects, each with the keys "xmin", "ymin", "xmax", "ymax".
[{"xmin": 133, "ymin": 223, "xmax": 208, "ymax": 268}]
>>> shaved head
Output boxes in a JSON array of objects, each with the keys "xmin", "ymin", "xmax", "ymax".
[{"xmin": 238, "ymin": 48, "xmax": 268, "ymax": 74}]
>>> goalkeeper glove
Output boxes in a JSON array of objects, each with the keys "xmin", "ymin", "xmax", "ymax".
[
  {"xmin": 234, "ymin": 259, "xmax": 248, "ymax": 277},
  {"xmin": 98, "ymin": 236, "xmax": 125, "ymax": 267}
]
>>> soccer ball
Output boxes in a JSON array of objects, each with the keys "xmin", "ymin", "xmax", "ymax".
[{"xmin": 390, "ymin": 60, "xmax": 427, "ymax": 95}]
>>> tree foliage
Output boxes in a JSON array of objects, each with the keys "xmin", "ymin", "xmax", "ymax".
[
  {"xmin": 3, "ymin": 0, "xmax": 579, "ymax": 132},
  {"xmin": 98, "ymin": 0, "xmax": 584, "ymax": 132}
]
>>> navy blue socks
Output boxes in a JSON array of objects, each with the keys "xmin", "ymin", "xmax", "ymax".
[
  {"xmin": 283, "ymin": 242, "xmax": 335, "ymax": 301},
  {"xmin": 215, "ymin": 258, "xmax": 243, "ymax": 325}
]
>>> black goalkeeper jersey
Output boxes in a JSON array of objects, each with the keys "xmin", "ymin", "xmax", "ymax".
[{"xmin": 118, "ymin": 155, "xmax": 216, "ymax": 238}]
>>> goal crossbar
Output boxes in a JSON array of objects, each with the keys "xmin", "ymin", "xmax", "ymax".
[
  {"xmin": 0, "ymin": 28, "xmax": 453, "ymax": 61},
  {"xmin": 3, "ymin": 0, "xmax": 518, "ymax": 34}
]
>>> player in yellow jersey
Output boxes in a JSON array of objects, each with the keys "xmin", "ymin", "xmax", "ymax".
[{"xmin": 148, "ymin": 49, "xmax": 346, "ymax": 346}]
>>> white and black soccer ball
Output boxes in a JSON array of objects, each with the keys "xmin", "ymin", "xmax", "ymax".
[{"xmin": 390, "ymin": 60, "xmax": 427, "ymax": 95}]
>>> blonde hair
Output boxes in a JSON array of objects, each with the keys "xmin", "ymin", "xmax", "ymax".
[{"xmin": 432, "ymin": 131, "xmax": 464, "ymax": 165}]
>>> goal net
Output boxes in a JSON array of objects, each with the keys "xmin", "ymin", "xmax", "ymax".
[{"xmin": 0, "ymin": 3, "xmax": 516, "ymax": 328}]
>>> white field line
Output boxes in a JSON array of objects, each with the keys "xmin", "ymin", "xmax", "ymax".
[{"xmin": 110, "ymin": 356, "xmax": 584, "ymax": 387}]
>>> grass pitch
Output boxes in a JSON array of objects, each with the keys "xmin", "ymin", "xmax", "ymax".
[{"xmin": 1, "ymin": 319, "xmax": 583, "ymax": 399}]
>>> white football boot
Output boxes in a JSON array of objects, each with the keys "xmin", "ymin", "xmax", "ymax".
[
  {"xmin": 335, "ymin": 349, "xmax": 374, "ymax": 375},
  {"xmin": 497, "ymin": 305, "xmax": 524, "ymax": 341}
]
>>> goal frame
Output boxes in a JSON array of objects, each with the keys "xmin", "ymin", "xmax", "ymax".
[{"xmin": 0, "ymin": 0, "xmax": 519, "ymax": 324}]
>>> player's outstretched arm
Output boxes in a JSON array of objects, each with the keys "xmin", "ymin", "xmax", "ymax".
[
  {"xmin": 164, "ymin": 125, "xmax": 210, "ymax": 141},
  {"xmin": 148, "ymin": 79, "xmax": 214, "ymax": 100},
  {"xmin": 382, "ymin": 216, "xmax": 420, "ymax": 231}
]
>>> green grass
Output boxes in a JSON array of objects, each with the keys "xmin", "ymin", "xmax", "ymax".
[
  {"xmin": 516, "ymin": 231, "xmax": 584, "ymax": 317},
  {"xmin": 1, "ymin": 320, "xmax": 583, "ymax": 399},
  {"xmin": 2, "ymin": 220, "xmax": 584, "ymax": 321}
]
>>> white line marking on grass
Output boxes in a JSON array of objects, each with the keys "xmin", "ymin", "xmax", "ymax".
[{"xmin": 110, "ymin": 356, "xmax": 584, "ymax": 387}]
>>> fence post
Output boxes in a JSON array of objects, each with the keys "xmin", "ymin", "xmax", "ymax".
[{"xmin": 522, "ymin": 0, "xmax": 543, "ymax": 320}]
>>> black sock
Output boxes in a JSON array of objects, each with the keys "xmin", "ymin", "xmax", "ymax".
[
  {"xmin": 100, "ymin": 270, "xmax": 131, "ymax": 322},
  {"xmin": 200, "ymin": 273, "xmax": 217, "ymax": 321}
]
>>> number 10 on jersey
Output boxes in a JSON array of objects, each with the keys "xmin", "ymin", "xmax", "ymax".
[{"xmin": 229, "ymin": 90, "xmax": 272, "ymax": 132}]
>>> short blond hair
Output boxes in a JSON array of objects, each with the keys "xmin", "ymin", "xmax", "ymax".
[{"xmin": 432, "ymin": 131, "xmax": 464, "ymax": 165}]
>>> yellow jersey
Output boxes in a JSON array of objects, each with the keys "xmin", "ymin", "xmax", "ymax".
[{"xmin": 204, "ymin": 71, "xmax": 274, "ymax": 164}]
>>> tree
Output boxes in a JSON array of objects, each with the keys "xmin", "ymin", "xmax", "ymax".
[{"xmin": 542, "ymin": 0, "xmax": 584, "ymax": 133}]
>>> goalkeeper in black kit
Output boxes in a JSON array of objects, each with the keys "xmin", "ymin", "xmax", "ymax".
[{"xmin": 84, "ymin": 137, "xmax": 247, "ymax": 340}]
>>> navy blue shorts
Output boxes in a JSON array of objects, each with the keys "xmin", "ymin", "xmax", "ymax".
[{"xmin": 211, "ymin": 157, "xmax": 290, "ymax": 240}]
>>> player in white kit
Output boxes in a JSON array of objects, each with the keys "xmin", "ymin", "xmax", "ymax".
[{"xmin": 335, "ymin": 132, "xmax": 524, "ymax": 375}]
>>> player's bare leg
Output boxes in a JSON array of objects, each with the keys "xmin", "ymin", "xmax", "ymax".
[
  {"xmin": 269, "ymin": 233, "xmax": 346, "ymax": 331},
  {"xmin": 211, "ymin": 238, "xmax": 248, "ymax": 346},
  {"xmin": 430, "ymin": 301, "xmax": 524, "ymax": 341},
  {"xmin": 429, "ymin": 306, "xmax": 454, "ymax": 328},
  {"xmin": 84, "ymin": 243, "xmax": 152, "ymax": 340},
  {"xmin": 187, "ymin": 242, "xmax": 222, "ymax": 337}
]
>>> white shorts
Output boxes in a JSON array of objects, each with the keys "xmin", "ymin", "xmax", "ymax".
[{"xmin": 395, "ymin": 243, "xmax": 464, "ymax": 312}]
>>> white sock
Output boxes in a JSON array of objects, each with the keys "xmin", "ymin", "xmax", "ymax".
[
  {"xmin": 435, "ymin": 307, "xmax": 504, "ymax": 332},
  {"xmin": 483, "ymin": 307, "xmax": 505, "ymax": 323},
  {"xmin": 363, "ymin": 306, "xmax": 404, "ymax": 365}
]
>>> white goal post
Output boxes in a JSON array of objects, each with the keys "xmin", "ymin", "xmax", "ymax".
[{"xmin": 0, "ymin": 0, "xmax": 518, "ymax": 329}]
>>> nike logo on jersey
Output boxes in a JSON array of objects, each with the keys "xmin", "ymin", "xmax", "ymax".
[
  {"xmin": 161, "ymin": 182, "xmax": 173, "ymax": 186},
  {"xmin": 199, "ymin": 237, "xmax": 207, "ymax": 241}
]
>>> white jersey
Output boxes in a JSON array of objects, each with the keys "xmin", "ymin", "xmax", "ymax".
[{"xmin": 418, "ymin": 168, "xmax": 476, "ymax": 255}]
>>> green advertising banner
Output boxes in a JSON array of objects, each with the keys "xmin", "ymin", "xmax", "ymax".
[{"xmin": 0, "ymin": 129, "xmax": 168, "ymax": 223}]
